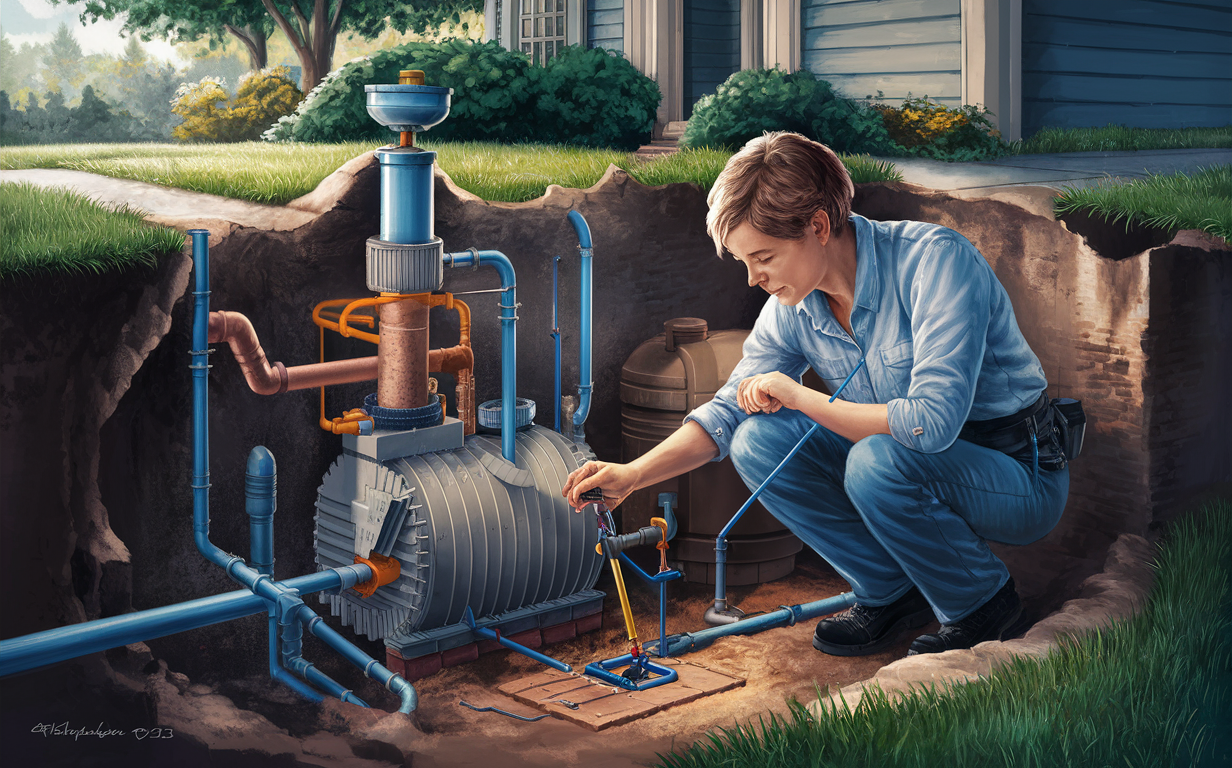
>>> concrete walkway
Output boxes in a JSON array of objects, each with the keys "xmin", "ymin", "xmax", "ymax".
[
  {"xmin": 0, "ymin": 168, "xmax": 315, "ymax": 230},
  {"xmin": 873, "ymin": 147, "xmax": 1231, "ymax": 194},
  {"xmin": 3, "ymin": 149, "xmax": 1229, "ymax": 223}
]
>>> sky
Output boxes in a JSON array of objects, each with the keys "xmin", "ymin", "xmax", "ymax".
[{"xmin": 1, "ymin": 0, "xmax": 180, "ymax": 61}]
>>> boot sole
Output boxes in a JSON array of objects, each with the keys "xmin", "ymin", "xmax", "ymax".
[
  {"xmin": 907, "ymin": 601, "xmax": 1025, "ymax": 656},
  {"xmin": 812, "ymin": 607, "xmax": 934, "ymax": 657}
]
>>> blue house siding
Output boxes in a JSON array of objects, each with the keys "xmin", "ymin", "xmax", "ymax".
[
  {"xmin": 1022, "ymin": 0, "xmax": 1232, "ymax": 136},
  {"xmin": 588, "ymin": 0, "xmax": 623, "ymax": 53},
  {"xmin": 684, "ymin": 0, "xmax": 741, "ymax": 118},
  {"xmin": 801, "ymin": 0, "xmax": 962, "ymax": 108}
]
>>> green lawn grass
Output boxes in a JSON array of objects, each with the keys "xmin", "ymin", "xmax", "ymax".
[
  {"xmin": 0, "ymin": 141, "xmax": 902, "ymax": 205},
  {"xmin": 656, "ymin": 498, "xmax": 1231, "ymax": 768},
  {"xmin": 1055, "ymin": 165, "xmax": 1232, "ymax": 242},
  {"xmin": 0, "ymin": 182, "xmax": 185, "ymax": 280},
  {"xmin": 1010, "ymin": 125, "xmax": 1232, "ymax": 155}
]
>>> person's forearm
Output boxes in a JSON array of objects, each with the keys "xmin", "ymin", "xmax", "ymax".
[
  {"xmin": 793, "ymin": 388, "xmax": 890, "ymax": 443},
  {"xmin": 627, "ymin": 420, "xmax": 720, "ymax": 491}
]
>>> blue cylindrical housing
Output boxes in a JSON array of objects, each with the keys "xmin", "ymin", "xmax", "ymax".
[
  {"xmin": 376, "ymin": 148, "xmax": 436, "ymax": 245},
  {"xmin": 245, "ymin": 446, "xmax": 276, "ymax": 577}
]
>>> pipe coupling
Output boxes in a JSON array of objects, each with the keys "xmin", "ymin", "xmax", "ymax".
[{"xmin": 366, "ymin": 237, "xmax": 444, "ymax": 293}]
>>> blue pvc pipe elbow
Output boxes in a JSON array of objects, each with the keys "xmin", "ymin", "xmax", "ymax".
[
  {"xmin": 566, "ymin": 211, "xmax": 593, "ymax": 442},
  {"xmin": 444, "ymin": 249, "xmax": 518, "ymax": 462},
  {"xmin": 567, "ymin": 209, "xmax": 592, "ymax": 248}
]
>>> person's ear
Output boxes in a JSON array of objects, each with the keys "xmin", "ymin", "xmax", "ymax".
[{"xmin": 811, "ymin": 209, "xmax": 831, "ymax": 246}]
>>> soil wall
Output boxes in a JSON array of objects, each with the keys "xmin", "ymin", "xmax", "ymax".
[{"xmin": 1, "ymin": 158, "xmax": 1227, "ymax": 765}]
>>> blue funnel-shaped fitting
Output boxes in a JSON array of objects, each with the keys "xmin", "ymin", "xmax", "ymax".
[{"xmin": 365, "ymin": 85, "xmax": 453, "ymax": 133}]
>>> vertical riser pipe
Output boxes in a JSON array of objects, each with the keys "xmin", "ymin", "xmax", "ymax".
[{"xmin": 567, "ymin": 211, "xmax": 593, "ymax": 442}]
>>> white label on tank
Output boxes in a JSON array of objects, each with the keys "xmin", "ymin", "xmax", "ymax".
[{"xmin": 354, "ymin": 485, "xmax": 393, "ymax": 556}]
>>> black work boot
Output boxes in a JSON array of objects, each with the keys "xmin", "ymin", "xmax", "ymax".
[
  {"xmin": 812, "ymin": 587, "xmax": 934, "ymax": 656},
  {"xmin": 908, "ymin": 578, "xmax": 1022, "ymax": 656}
]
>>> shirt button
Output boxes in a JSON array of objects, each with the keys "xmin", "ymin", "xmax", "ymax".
[
  {"xmin": 715, "ymin": 428, "xmax": 723, "ymax": 436},
  {"xmin": 912, "ymin": 427, "xmax": 924, "ymax": 436}
]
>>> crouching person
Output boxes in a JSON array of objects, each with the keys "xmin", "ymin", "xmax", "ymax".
[{"xmin": 563, "ymin": 132, "xmax": 1069, "ymax": 657}]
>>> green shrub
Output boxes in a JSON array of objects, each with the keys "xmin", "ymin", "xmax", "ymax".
[
  {"xmin": 529, "ymin": 45, "xmax": 659, "ymax": 151},
  {"xmin": 172, "ymin": 67, "xmax": 303, "ymax": 143},
  {"xmin": 874, "ymin": 95, "xmax": 1007, "ymax": 161},
  {"xmin": 680, "ymin": 68, "xmax": 897, "ymax": 155},
  {"xmin": 228, "ymin": 67, "xmax": 305, "ymax": 142},
  {"xmin": 267, "ymin": 39, "xmax": 536, "ymax": 144}
]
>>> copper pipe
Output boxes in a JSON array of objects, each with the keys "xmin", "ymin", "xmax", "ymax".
[
  {"xmin": 285, "ymin": 357, "xmax": 379, "ymax": 391},
  {"xmin": 377, "ymin": 299, "xmax": 429, "ymax": 409},
  {"xmin": 208, "ymin": 311, "xmax": 287, "ymax": 395}
]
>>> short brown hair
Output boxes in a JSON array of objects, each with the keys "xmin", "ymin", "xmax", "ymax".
[{"xmin": 706, "ymin": 132, "xmax": 854, "ymax": 257}]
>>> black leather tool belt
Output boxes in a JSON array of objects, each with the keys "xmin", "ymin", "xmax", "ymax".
[{"xmin": 959, "ymin": 392, "xmax": 1067, "ymax": 471}]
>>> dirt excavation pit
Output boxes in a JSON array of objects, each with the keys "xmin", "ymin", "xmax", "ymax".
[{"xmin": 2, "ymin": 156, "xmax": 1228, "ymax": 767}]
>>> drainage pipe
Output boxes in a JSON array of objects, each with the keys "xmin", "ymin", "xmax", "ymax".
[
  {"xmin": 566, "ymin": 210, "xmax": 593, "ymax": 442},
  {"xmin": 247, "ymin": 447, "xmax": 362, "ymax": 705},
  {"xmin": 0, "ymin": 568, "xmax": 371, "ymax": 678},
  {"xmin": 552, "ymin": 255, "xmax": 562, "ymax": 433},
  {"xmin": 443, "ymin": 249, "xmax": 517, "ymax": 462},
  {"xmin": 645, "ymin": 592, "xmax": 857, "ymax": 658}
]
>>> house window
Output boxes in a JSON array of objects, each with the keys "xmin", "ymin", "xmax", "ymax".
[{"xmin": 520, "ymin": 0, "xmax": 566, "ymax": 65}]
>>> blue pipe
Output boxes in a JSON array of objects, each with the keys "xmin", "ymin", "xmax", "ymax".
[
  {"xmin": 711, "ymin": 357, "xmax": 867, "ymax": 620},
  {"xmin": 566, "ymin": 210, "xmax": 593, "ymax": 442},
  {"xmin": 444, "ymin": 250, "xmax": 517, "ymax": 462},
  {"xmin": 245, "ymin": 447, "xmax": 276, "ymax": 577},
  {"xmin": 269, "ymin": 612, "xmax": 323, "ymax": 703},
  {"xmin": 645, "ymin": 592, "xmax": 857, "ymax": 657},
  {"xmin": 303, "ymin": 614, "xmax": 418, "ymax": 714},
  {"xmin": 0, "ymin": 568, "xmax": 371, "ymax": 678},
  {"xmin": 552, "ymin": 255, "xmax": 562, "ymax": 433},
  {"xmin": 461, "ymin": 607, "xmax": 572, "ymax": 673},
  {"xmin": 657, "ymin": 492, "xmax": 678, "ymax": 541}
]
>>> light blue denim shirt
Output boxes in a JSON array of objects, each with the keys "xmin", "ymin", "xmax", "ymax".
[{"xmin": 686, "ymin": 213, "xmax": 1048, "ymax": 460}]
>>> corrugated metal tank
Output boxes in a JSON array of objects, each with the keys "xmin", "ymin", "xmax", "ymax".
[
  {"xmin": 620, "ymin": 318, "xmax": 803, "ymax": 585},
  {"xmin": 314, "ymin": 425, "xmax": 602, "ymax": 640}
]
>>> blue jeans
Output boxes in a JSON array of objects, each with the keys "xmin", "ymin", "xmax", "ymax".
[{"xmin": 729, "ymin": 410, "xmax": 1069, "ymax": 623}]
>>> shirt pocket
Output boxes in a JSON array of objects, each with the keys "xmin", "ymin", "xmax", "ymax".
[
  {"xmin": 807, "ymin": 357, "xmax": 857, "ymax": 398},
  {"xmin": 877, "ymin": 340, "xmax": 914, "ymax": 399}
]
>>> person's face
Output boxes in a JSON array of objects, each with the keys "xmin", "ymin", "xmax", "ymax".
[{"xmin": 725, "ymin": 212, "xmax": 829, "ymax": 307}]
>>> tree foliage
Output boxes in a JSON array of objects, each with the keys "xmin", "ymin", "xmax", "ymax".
[{"xmin": 65, "ymin": 0, "xmax": 482, "ymax": 91}]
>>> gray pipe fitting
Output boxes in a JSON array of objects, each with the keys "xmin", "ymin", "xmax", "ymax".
[{"xmin": 366, "ymin": 237, "xmax": 444, "ymax": 293}]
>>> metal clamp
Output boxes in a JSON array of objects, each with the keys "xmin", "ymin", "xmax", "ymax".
[{"xmin": 467, "ymin": 246, "xmax": 480, "ymax": 271}]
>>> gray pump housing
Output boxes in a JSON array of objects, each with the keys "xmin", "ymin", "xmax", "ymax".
[{"xmin": 314, "ymin": 418, "xmax": 603, "ymax": 644}]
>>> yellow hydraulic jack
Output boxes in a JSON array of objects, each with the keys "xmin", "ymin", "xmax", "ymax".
[{"xmin": 579, "ymin": 490, "xmax": 681, "ymax": 691}]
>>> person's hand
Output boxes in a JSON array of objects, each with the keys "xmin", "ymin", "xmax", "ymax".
[
  {"xmin": 736, "ymin": 372, "xmax": 801, "ymax": 415},
  {"xmin": 562, "ymin": 461, "xmax": 641, "ymax": 512}
]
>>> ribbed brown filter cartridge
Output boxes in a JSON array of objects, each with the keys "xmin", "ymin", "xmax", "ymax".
[{"xmin": 378, "ymin": 299, "xmax": 429, "ymax": 408}]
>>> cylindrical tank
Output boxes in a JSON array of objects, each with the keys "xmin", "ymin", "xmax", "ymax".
[
  {"xmin": 314, "ymin": 425, "xmax": 602, "ymax": 640},
  {"xmin": 376, "ymin": 147, "xmax": 435, "ymax": 244},
  {"xmin": 620, "ymin": 318, "xmax": 803, "ymax": 585}
]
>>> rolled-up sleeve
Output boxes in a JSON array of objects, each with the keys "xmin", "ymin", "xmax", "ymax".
[
  {"xmin": 685, "ymin": 298, "xmax": 808, "ymax": 462},
  {"xmin": 886, "ymin": 235, "xmax": 991, "ymax": 453}
]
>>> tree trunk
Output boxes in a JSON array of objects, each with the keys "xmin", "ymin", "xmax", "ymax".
[
  {"xmin": 260, "ymin": 0, "xmax": 340, "ymax": 93},
  {"xmin": 225, "ymin": 24, "xmax": 268, "ymax": 71}
]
